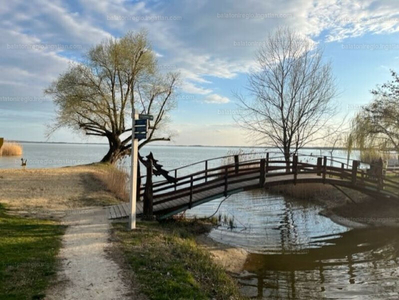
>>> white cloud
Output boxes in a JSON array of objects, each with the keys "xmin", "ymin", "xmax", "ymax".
[
  {"xmin": 2, "ymin": 0, "xmax": 399, "ymax": 143},
  {"xmin": 204, "ymin": 94, "xmax": 230, "ymax": 104}
]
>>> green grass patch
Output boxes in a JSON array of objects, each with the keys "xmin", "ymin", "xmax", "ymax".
[
  {"xmin": 112, "ymin": 219, "xmax": 245, "ymax": 300},
  {"xmin": 0, "ymin": 204, "xmax": 65, "ymax": 299}
]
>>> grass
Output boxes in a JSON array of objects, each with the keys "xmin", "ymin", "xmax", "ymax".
[
  {"xmin": 0, "ymin": 203, "xmax": 65, "ymax": 299},
  {"xmin": 0, "ymin": 142, "xmax": 23, "ymax": 156},
  {"xmin": 112, "ymin": 219, "xmax": 245, "ymax": 300}
]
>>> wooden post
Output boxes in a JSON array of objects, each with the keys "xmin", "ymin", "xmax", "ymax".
[
  {"xmin": 137, "ymin": 163, "xmax": 141, "ymax": 202},
  {"xmin": 377, "ymin": 157, "xmax": 383, "ymax": 190},
  {"xmin": 224, "ymin": 166, "xmax": 228, "ymax": 196},
  {"xmin": 205, "ymin": 160, "xmax": 208, "ymax": 182},
  {"xmin": 143, "ymin": 157, "xmax": 153, "ymax": 220},
  {"xmin": 293, "ymin": 155, "xmax": 298, "ymax": 185},
  {"xmin": 266, "ymin": 153, "xmax": 269, "ymax": 173},
  {"xmin": 189, "ymin": 175, "xmax": 193, "ymax": 208},
  {"xmin": 352, "ymin": 160, "xmax": 358, "ymax": 184},
  {"xmin": 317, "ymin": 157, "xmax": 322, "ymax": 176},
  {"xmin": 323, "ymin": 156, "xmax": 327, "ymax": 183},
  {"xmin": 260, "ymin": 159, "xmax": 266, "ymax": 187},
  {"xmin": 234, "ymin": 155, "xmax": 239, "ymax": 174},
  {"xmin": 340, "ymin": 163, "xmax": 345, "ymax": 179},
  {"xmin": 174, "ymin": 169, "xmax": 177, "ymax": 191},
  {"xmin": 129, "ymin": 110, "xmax": 139, "ymax": 230}
]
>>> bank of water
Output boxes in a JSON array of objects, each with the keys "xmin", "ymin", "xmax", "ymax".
[{"xmin": 187, "ymin": 190, "xmax": 399, "ymax": 299}]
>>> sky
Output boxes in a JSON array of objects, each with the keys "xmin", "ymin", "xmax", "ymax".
[{"xmin": 0, "ymin": 0, "xmax": 399, "ymax": 146}]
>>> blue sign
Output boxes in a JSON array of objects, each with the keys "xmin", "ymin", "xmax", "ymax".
[{"xmin": 135, "ymin": 133, "xmax": 147, "ymax": 141}]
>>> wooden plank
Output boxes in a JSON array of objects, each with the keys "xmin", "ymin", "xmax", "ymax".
[
  {"xmin": 121, "ymin": 203, "xmax": 129, "ymax": 216},
  {"xmin": 106, "ymin": 207, "xmax": 112, "ymax": 219},
  {"xmin": 110, "ymin": 206, "xmax": 117, "ymax": 219},
  {"xmin": 115, "ymin": 204, "xmax": 123, "ymax": 218},
  {"xmin": 119, "ymin": 203, "xmax": 128, "ymax": 218}
]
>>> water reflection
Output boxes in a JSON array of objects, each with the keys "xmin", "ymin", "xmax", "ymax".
[
  {"xmin": 187, "ymin": 189, "xmax": 348, "ymax": 253},
  {"xmin": 241, "ymin": 227, "xmax": 399, "ymax": 299},
  {"xmin": 186, "ymin": 190, "xmax": 399, "ymax": 299}
]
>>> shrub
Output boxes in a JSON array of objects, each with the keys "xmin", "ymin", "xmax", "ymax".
[{"xmin": 0, "ymin": 142, "xmax": 23, "ymax": 156}]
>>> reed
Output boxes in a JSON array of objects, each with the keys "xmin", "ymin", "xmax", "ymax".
[
  {"xmin": 0, "ymin": 142, "xmax": 23, "ymax": 156},
  {"xmin": 95, "ymin": 163, "xmax": 129, "ymax": 201},
  {"xmin": 269, "ymin": 183, "xmax": 334, "ymax": 200}
]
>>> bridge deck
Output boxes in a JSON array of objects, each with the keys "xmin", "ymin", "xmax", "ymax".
[{"xmin": 107, "ymin": 172, "xmax": 324, "ymax": 220}]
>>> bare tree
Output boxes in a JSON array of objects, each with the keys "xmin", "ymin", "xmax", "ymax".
[
  {"xmin": 235, "ymin": 28, "xmax": 337, "ymax": 167},
  {"xmin": 45, "ymin": 31, "xmax": 179, "ymax": 164}
]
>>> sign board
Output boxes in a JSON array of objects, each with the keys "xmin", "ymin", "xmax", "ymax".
[
  {"xmin": 139, "ymin": 114, "xmax": 154, "ymax": 120},
  {"xmin": 135, "ymin": 133, "xmax": 147, "ymax": 140},
  {"xmin": 134, "ymin": 119, "xmax": 147, "ymax": 127}
]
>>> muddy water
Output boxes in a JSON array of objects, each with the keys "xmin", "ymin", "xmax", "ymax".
[{"xmin": 187, "ymin": 190, "xmax": 399, "ymax": 299}]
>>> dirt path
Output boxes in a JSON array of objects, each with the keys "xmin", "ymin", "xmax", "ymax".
[{"xmin": 46, "ymin": 207, "xmax": 135, "ymax": 300}]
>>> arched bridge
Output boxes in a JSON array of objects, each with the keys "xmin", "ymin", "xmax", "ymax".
[{"xmin": 106, "ymin": 152, "xmax": 399, "ymax": 220}]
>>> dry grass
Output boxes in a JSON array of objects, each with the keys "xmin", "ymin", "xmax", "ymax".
[
  {"xmin": 269, "ymin": 183, "xmax": 336, "ymax": 200},
  {"xmin": 94, "ymin": 163, "xmax": 129, "ymax": 202},
  {"xmin": 0, "ymin": 142, "xmax": 23, "ymax": 156}
]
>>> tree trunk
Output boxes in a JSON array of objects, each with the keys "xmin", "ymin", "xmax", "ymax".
[
  {"xmin": 100, "ymin": 135, "xmax": 124, "ymax": 164},
  {"xmin": 284, "ymin": 150, "xmax": 291, "ymax": 173}
]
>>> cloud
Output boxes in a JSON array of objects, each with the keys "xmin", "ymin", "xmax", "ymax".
[
  {"xmin": 2, "ymin": 0, "xmax": 399, "ymax": 143},
  {"xmin": 204, "ymin": 94, "xmax": 230, "ymax": 104}
]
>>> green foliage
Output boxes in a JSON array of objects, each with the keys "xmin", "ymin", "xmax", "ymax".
[
  {"xmin": 350, "ymin": 70, "xmax": 399, "ymax": 157},
  {"xmin": 0, "ymin": 204, "xmax": 65, "ymax": 299},
  {"xmin": 45, "ymin": 30, "xmax": 179, "ymax": 163},
  {"xmin": 113, "ymin": 220, "xmax": 245, "ymax": 300}
]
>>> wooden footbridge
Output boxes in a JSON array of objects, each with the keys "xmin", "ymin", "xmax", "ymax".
[{"xmin": 106, "ymin": 152, "xmax": 399, "ymax": 220}]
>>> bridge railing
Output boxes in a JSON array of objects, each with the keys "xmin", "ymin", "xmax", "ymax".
[
  {"xmin": 139, "ymin": 152, "xmax": 399, "ymax": 204},
  {"xmin": 143, "ymin": 154, "xmax": 327, "ymax": 197}
]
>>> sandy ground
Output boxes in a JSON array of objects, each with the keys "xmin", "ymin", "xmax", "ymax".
[
  {"xmin": 45, "ymin": 207, "xmax": 139, "ymax": 300},
  {"xmin": 0, "ymin": 166, "xmax": 119, "ymax": 218}
]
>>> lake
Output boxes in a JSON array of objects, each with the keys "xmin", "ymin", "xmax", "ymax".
[{"xmin": 1, "ymin": 142, "xmax": 398, "ymax": 299}]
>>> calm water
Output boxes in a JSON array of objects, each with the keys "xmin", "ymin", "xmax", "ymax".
[
  {"xmin": 187, "ymin": 191, "xmax": 399, "ymax": 299},
  {"xmin": 1, "ymin": 143, "xmax": 397, "ymax": 299}
]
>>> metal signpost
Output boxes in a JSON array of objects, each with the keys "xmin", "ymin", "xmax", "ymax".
[{"xmin": 129, "ymin": 111, "xmax": 153, "ymax": 230}]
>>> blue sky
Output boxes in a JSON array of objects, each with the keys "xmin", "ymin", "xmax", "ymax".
[{"xmin": 1, "ymin": 0, "xmax": 399, "ymax": 146}]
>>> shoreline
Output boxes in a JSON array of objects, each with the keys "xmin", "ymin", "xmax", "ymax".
[{"xmin": 196, "ymin": 234, "xmax": 249, "ymax": 274}]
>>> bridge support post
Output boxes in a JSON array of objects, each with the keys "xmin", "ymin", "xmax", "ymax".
[
  {"xmin": 341, "ymin": 163, "xmax": 345, "ymax": 179},
  {"xmin": 174, "ymin": 169, "xmax": 177, "ymax": 191},
  {"xmin": 377, "ymin": 158, "xmax": 384, "ymax": 191},
  {"xmin": 189, "ymin": 175, "xmax": 193, "ymax": 208},
  {"xmin": 234, "ymin": 155, "xmax": 239, "ymax": 174},
  {"xmin": 224, "ymin": 167, "xmax": 228, "ymax": 196},
  {"xmin": 317, "ymin": 157, "xmax": 322, "ymax": 176},
  {"xmin": 323, "ymin": 156, "xmax": 327, "ymax": 183},
  {"xmin": 260, "ymin": 159, "xmax": 266, "ymax": 187},
  {"xmin": 293, "ymin": 155, "xmax": 298, "ymax": 185},
  {"xmin": 205, "ymin": 161, "xmax": 208, "ymax": 183},
  {"xmin": 143, "ymin": 156, "xmax": 154, "ymax": 220},
  {"xmin": 352, "ymin": 161, "xmax": 359, "ymax": 184}
]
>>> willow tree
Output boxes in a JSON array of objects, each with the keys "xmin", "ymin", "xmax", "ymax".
[
  {"xmin": 45, "ymin": 31, "xmax": 179, "ymax": 164},
  {"xmin": 235, "ymin": 28, "xmax": 337, "ymax": 165},
  {"xmin": 350, "ymin": 70, "xmax": 399, "ymax": 161}
]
